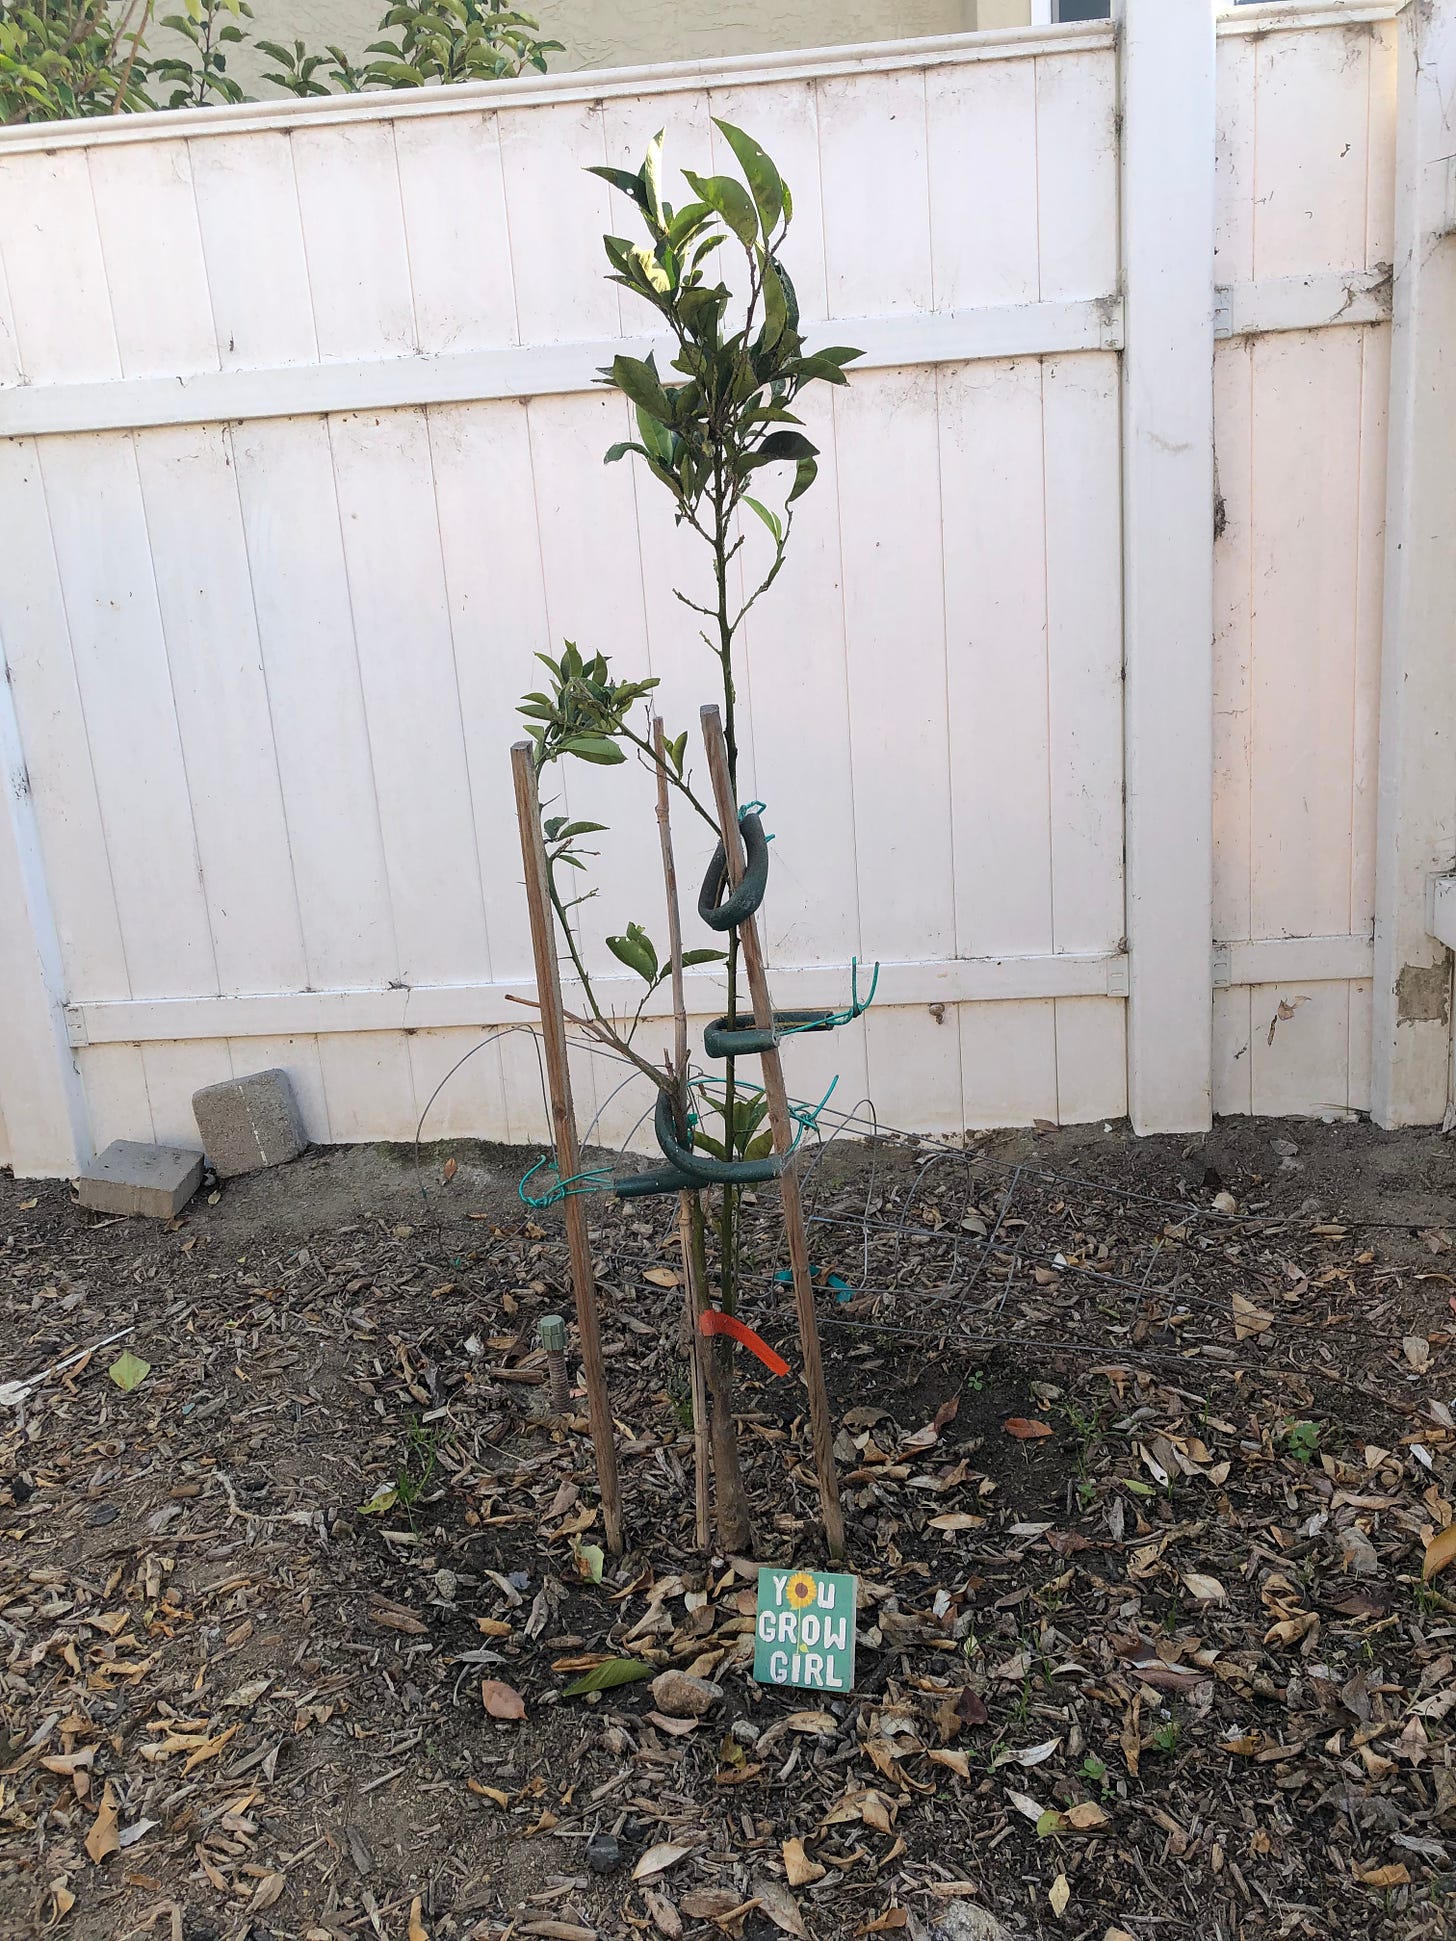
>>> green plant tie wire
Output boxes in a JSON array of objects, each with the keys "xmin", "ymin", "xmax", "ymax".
[
  {"xmin": 777, "ymin": 956, "xmax": 881, "ymax": 1037},
  {"xmin": 517, "ymin": 1154, "xmax": 614, "ymax": 1210},
  {"xmin": 738, "ymin": 799, "xmax": 773, "ymax": 843}
]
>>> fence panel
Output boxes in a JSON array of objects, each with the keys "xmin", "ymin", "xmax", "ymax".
[
  {"xmin": 1210, "ymin": 12, "xmax": 1398, "ymax": 1117},
  {"xmin": 0, "ymin": 1, "xmax": 1438, "ymax": 1176}
]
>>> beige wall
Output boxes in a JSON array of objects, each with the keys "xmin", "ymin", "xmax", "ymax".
[{"xmin": 238, "ymin": 0, "xmax": 1033, "ymax": 89}]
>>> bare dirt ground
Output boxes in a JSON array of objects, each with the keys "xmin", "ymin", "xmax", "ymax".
[{"xmin": 2, "ymin": 1116, "xmax": 1456, "ymax": 1941}]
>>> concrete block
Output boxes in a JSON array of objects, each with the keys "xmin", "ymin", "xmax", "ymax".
[
  {"xmin": 192, "ymin": 1067, "xmax": 307, "ymax": 1178},
  {"xmin": 77, "ymin": 1140, "xmax": 203, "ymax": 1218}
]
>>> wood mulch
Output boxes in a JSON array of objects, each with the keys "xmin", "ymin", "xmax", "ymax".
[{"xmin": 2, "ymin": 1120, "xmax": 1455, "ymax": 1941}]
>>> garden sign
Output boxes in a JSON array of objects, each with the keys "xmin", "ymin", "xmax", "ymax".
[{"xmin": 752, "ymin": 1568, "xmax": 857, "ymax": 1691}]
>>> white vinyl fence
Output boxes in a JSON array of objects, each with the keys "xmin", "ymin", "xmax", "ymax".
[{"xmin": 0, "ymin": 0, "xmax": 1453, "ymax": 1178}]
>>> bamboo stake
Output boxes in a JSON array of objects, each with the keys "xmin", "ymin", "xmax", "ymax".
[
  {"xmin": 698, "ymin": 706, "xmax": 846, "ymax": 1559},
  {"xmin": 653, "ymin": 720, "xmax": 712, "ymax": 1553},
  {"xmin": 510, "ymin": 741, "xmax": 624, "ymax": 1555}
]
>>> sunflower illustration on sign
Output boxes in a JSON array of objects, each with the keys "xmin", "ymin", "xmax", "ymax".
[{"xmin": 785, "ymin": 1570, "xmax": 817, "ymax": 1611}]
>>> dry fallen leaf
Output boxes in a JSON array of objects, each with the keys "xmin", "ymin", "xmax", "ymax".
[
  {"xmin": 782, "ymin": 1838, "xmax": 825, "ymax": 1887},
  {"xmin": 1263, "ymin": 1613, "xmax": 1318, "ymax": 1648},
  {"xmin": 1003, "ymin": 1418, "xmax": 1053, "ymax": 1440},
  {"xmin": 927, "ymin": 1747, "xmax": 971, "ymax": 1779},
  {"xmin": 856, "ymin": 1912, "xmax": 908, "ymax": 1935},
  {"xmin": 1181, "ymin": 1571, "xmax": 1226, "ymax": 1605},
  {"xmin": 1423, "ymin": 1524, "xmax": 1456, "ymax": 1582},
  {"xmin": 1231, "ymin": 1293, "xmax": 1273, "ymax": 1340},
  {"xmin": 644, "ymin": 1266, "xmax": 680, "ymax": 1289},
  {"xmin": 753, "ymin": 1877, "xmax": 806, "ymax": 1938},
  {"xmin": 409, "ymin": 1895, "xmax": 429, "ymax": 1941},
  {"xmin": 783, "ymin": 1710, "xmax": 838, "ymax": 1736},
  {"xmin": 1049, "ymin": 1872, "xmax": 1071, "ymax": 1919},
  {"xmin": 634, "ymin": 1843, "xmax": 693, "ymax": 1882},
  {"xmin": 480, "ymin": 1679, "xmax": 526, "ymax": 1721},
  {"xmin": 1065, "ymin": 1801, "xmax": 1110, "ymax": 1832},
  {"xmin": 1355, "ymin": 1863, "xmax": 1411, "ymax": 1889},
  {"xmin": 645, "ymin": 1710, "xmax": 700, "ymax": 1739},
  {"xmin": 84, "ymin": 1786, "xmax": 119, "ymax": 1865},
  {"xmin": 441, "ymin": 1156, "xmax": 457, "ymax": 1184}
]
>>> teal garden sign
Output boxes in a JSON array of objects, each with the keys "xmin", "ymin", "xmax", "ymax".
[{"xmin": 752, "ymin": 1568, "xmax": 857, "ymax": 1692}]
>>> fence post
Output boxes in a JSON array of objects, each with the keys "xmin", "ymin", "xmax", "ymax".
[
  {"xmin": 1116, "ymin": 0, "xmax": 1216, "ymax": 1134},
  {"xmin": 0, "ymin": 658, "xmax": 90, "ymax": 1177},
  {"xmin": 1370, "ymin": 0, "xmax": 1456, "ymax": 1128}
]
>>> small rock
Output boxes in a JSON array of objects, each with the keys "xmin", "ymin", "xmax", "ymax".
[
  {"xmin": 730, "ymin": 1718, "xmax": 760, "ymax": 1745},
  {"xmin": 587, "ymin": 1831, "xmax": 623, "ymax": 1875},
  {"xmin": 1211, "ymin": 1190, "xmax": 1238, "ymax": 1214},
  {"xmin": 1270, "ymin": 1137, "xmax": 1299, "ymax": 1158},
  {"xmin": 649, "ymin": 1670, "xmax": 722, "ymax": 1718}
]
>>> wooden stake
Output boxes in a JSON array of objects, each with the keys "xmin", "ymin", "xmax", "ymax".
[
  {"xmin": 698, "ymin": 706, "xmax": 845, "ymax": 1559},
  {"xmin": 510, "ymin": 741, "xmax": 623, "ymax": 1555},
  {"xmin": 653, "ymin": 721, "xmax": 712, "ymax": 1553}
]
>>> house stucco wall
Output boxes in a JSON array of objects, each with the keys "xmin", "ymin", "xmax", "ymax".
[{"xmin": 237, "ymin": 0, "xmax": 1030, "ymax": 87}]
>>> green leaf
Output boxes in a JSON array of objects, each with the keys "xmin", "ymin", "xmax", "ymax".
[
  {"xmin": 679, "ymin": 948, "xmax": 727, "ymax": 968},
  {"xmin": 562, "ymin": 736, "xmax": 626, "ymax": 765},
  {"xmin": 604, "ymin": 439, "xmax": 653, "ymax": 468},
  {"xmin": 562, "ymin": 1657, "xmax": 653, "ymax": 1697},
  {"xmin": 755, "ymin": 428, "xmax": 818, "ymax": 466},
  {"xmin": 587, "ymin": 163, "xmax": 650, "ymax": 213},
  {"xmin": 744, "ymin": 1130, "xmax": 774, "ymax": 1161},
  {"xmin": 787, "ymin": 456, "xmax": 818, "ymax": 504},
  {"xmin": 555, "ymin": 821, "xmax": 609, "ymax": 839},
  {"xmin": 107, "ymin": 1350, "xmax": 150, "ymax": 1393},
  {"xmin": 713, "ymin": 118, "xmax": 784, "ymax": 235},
  {"xmin": 682, "ymin": 168, "xmax": 758, "ymax": 248},
  {"xmin": 641, "ymin": 128, "xmax": 665, "ymax": 222},
  {"xmin": 760, "ymin": 256, "xmax": 788, "ymax": 348},
  {"xmin": 668, "ymin": 730, "xmax": 688, "ymax": 776},
  {"xmin": 573, "ymin": 1537, "xmax": 606, "ymax": 1584},
  {"xmin": 630, "ymin": 243, "xmax": 672, "ymax": 295},
  {"xmin": 358, "ymin": 1482, "xmax": 399, "ymax": 1516},
  {"xmin": 607, "ymin": 925, "xmax": 658, "ymax": 983},
  {"xmin": 742, "ymin": 496, "xmax": 782, "ymax": 544},
  {"xmin": 635, "ymin": 403, "xmax": 674, "ymax": 464},
  {"xmin": 610, "ymin": 353, "xmax": 672, "ymax": 424},
  {"xmin": 793, "ymin": 353, "xmax": 854, "ymax": 386}
]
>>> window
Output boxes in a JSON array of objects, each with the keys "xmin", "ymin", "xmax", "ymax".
[
  {"xmin": 1032, "ymin": 0, "xmax": 1262, "ymax": 18},
  {"xmin": 1029, "ymin": 0, "xmax": 1111, "ymax": 20}
]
